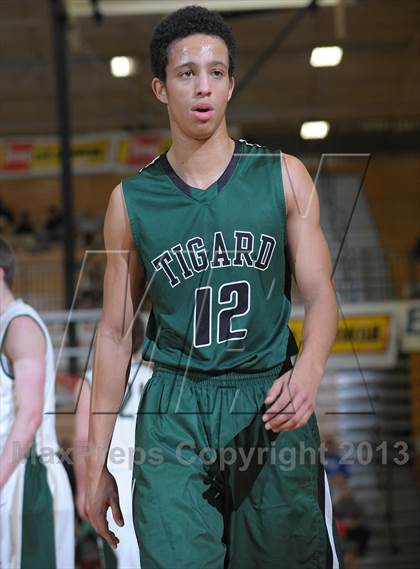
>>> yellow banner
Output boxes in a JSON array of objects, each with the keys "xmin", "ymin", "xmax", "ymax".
[
  {"xmin": 32, "ymin": 139, "xmax": 109, "ymax": 168},
  {"xmin": 289, "ymin": 314, "xmax": 391, "ymax": 354}
]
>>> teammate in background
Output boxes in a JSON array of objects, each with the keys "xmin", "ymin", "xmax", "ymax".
[
  {"xmin": 0, "ymin": 237, "xmax": 74, "ymax": 568},
  {"xmin": 87, "ymin": 5, "xmax": 343, "ymax": 568},
  {"xmin": 73, "ymin": 316, "xmax": 152, "ymax": 568}
]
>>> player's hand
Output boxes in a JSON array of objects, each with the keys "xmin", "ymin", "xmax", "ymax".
[
  {"xmin": 87, "ymin": 467, "xmax": 124, "ymax": 549},
  {"xmin": 262, "ymin": 360, "xmax": 322, "ymax": 432}
]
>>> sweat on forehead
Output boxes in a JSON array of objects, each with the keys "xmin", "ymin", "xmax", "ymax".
[{"xmin": 168, "ymin": 35, "xmax": 229, "ymax": 65}]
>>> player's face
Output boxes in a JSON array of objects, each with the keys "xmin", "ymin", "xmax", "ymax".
[{"xmin": 152, "ymin": 34, "xmax": 234, "ymax": 140}]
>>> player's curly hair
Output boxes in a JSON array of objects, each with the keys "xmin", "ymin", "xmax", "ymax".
[{"xmin": 150, "ymin": 5, "xmax": 236, "ymax": 81}]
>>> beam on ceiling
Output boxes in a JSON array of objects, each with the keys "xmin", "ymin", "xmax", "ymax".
[{"xmin": 67, "ymin": 0, "xmax": 348, "ymax": 18}]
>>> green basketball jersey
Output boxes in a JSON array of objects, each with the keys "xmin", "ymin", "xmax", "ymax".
[{"xmin": 121, "ymin": 138, "xmax": 298, "ymax": 373}]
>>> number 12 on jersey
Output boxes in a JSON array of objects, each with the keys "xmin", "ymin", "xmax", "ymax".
[{"xmin": 193, "ymin": 280, "xmax": 251, "ymax": 348}]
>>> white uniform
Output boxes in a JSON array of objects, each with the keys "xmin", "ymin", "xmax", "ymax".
[
  {"xmin": 0, "ymin": 299, "xmax": 74, "ymax": 569},
  {"xmin": 85, "ymin": 359, "xmax": 153, "ymax": 569}
]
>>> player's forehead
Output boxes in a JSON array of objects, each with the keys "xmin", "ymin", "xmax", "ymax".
[{"xmin": 167, "ymin": 34, "xmax": 229, "ymax": 68}]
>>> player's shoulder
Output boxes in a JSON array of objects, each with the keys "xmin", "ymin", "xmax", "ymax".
[
  {"xmin": 103, "ymin": 184, "xmax": 136, "ymax": 247},
  {"xmin": 3, "ymin": 310, "xmax": 46, "ymax": 360},
  {"xmin": 280, "ymin": 152, "xmax": 315, "ymax": 217},
  {"xmin": 280, "ymin": 152, "xmax": 308, "ymax": 177},
  {"xmin": 237, "ymin": 137, "xmax": 273, "ymax": 156},
  {"xmin": 280, "ymin": 152, "xmax": 312, "ymax": 191},
  {"xmin": 6, "ymin": 314, "xmax": 43, "ymax": 337},
  {"xmin": 3, "ymin": 299, "xmax": 42, "ymax": 326},
  {"xmin": 120, "ymin": 153, "xmax": 164, "ymax": 191},
  {"xmin": 237, "ymin": 139, "xmax": 307, "ymax": 181},
  {"xmin": 236, "ymin": 138, "xmax": 281, "ymax": 177}
]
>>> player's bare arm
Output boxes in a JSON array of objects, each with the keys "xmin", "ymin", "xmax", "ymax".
[
  {"xmin": 73, "ymin": 378, "xmax": 90, "ymax": 519},
  {"xmin": 0, "ymin": 317, "xmax": 45, "ymax": 487},
  {"xmin": 263, "ymin": 153, "xmax": 339, "ymax": 432},
  {"xmin": 86, "ymin": 183, "xmax": 143, "ymax": 549}
]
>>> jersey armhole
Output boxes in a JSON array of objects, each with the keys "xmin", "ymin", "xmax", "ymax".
[
  {"xmin": 278, "ymin": 150, "xmax": 288, "ymax": 245},
  {"xmin": 279, "ymin": 151, "xmax": 288, "ymax": 218},
  {"xmin": 119, "ymin": 180, "xmax": 136, "ymax": 248},
  {"xmin": 119, "ymin": 180, "xmax": 148, "ymax": 281},
  {"xmin": 0, "ymin": 346, "xmax": 13, "ymax": 379}
]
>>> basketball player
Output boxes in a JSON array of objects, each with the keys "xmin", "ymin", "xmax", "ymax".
[
  {"xmin": 73, "ymin": 317, "xmax": 152, "ymax": 568},
  {"xmin": 0, "ymin": 238, "xmax": 74, "ymax": 568},
  {"xmin": 87, "ymin": 6, "xmax": 343, "ymax": 568}
]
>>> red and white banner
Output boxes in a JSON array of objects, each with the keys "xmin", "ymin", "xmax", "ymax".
[{"xmin": 0, "ymin": 130, "xmax": 171, "ymax": 179}]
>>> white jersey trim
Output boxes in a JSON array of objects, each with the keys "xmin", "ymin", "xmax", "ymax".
[{"xmin": 324, "ymin": 470, "xmax": 340, "ymax": 568}]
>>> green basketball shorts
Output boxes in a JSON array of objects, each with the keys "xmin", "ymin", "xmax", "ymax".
[{"xmin": 132, "ymin": 359, "xmax": 343, "ymax": 569}]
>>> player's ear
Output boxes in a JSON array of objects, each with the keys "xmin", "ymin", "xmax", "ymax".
[
  {"xmin": 152, "ymin": 78, "xmax": 168, "ymax": 104},
  {"xmin": 227, "ymin": 76, "xmax": 235, "ymax": 102}
]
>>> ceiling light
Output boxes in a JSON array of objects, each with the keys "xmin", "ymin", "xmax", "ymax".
[
  {"xmin": 300, "ymin": 121, "xmax": 330, "ymax": 140},
  {"xmin": 110, "ymin": 56, "xmax": 137, "ymax": 77},
  {"xmin": 310, "ymin": 46, "xmax": 343, "ymax": 67}
]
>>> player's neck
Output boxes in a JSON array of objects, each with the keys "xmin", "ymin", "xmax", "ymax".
[{"xmin": 167, "ymin": 127, "xmax": 234, "ymax": 190}]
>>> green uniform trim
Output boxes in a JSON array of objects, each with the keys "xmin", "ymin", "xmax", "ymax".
[
  {"xmin": 21, "ymin": 449, "xmax": 56, "ymax": 569},
  {"xmin": 99, "ymin": 538, "xmax": 118, "ymax": 569}
]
